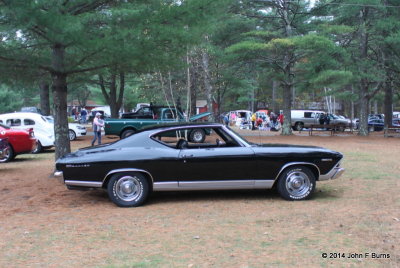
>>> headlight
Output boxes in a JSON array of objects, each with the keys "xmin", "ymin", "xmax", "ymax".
[{"xmin": 77, "ymin": 126, "xmax": 86, "ymax": 130}]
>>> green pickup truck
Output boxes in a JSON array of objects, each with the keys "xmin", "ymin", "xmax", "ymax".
[{"xmin": 104, "ymin": 106, "xmax": 211, "ymax": 141}]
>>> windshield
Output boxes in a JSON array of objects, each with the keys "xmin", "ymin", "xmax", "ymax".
[
  {"xmin": 44, "ymin": 116, "xmax": 54, "ymax": 123},
  {"xmin": 225, "ymin": 127, "xmax": 252, "ymax": 146}
]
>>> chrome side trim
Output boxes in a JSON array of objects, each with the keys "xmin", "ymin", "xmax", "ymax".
[
  {"xmin": 153, "ymin": 181, "xmax": 179, "ymax": 191},
  {"xmin": 153, "ymin": 180, "xmax": 274, "ymax": 191},
  {"xmin": 274, "ymin": 162, "xmax": 321, "ymax": 181},
  {"xmin": 65, "ymin": 180, "xmax": 103, "ymax": 188},
  {"xmin": 103, "ymin": 168, "xmax": 154, "ymax": 185}
]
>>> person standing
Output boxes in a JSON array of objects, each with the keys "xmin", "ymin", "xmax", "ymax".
[
  {"xmin": 91, "ymin": 113, "xmax": 104, "ymax": 146},
  {"xmin": 80, "ymin": 108, "xmax": 87, "ymax": 124},
  {"xmin": 251, "ymin": 113, "xmax": 256, "ymax": 130},
  {"xmin": 278, "ymin": 111, "xmax": 284, "ymax": 125},
  {"xmin": 223, "ymin": 114, "xmax": 229, "ymax": 127}
]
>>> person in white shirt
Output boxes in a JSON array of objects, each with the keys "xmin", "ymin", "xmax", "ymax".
[{"xmin": 91, "ymin": 113, "xmax": 104, "ymax": 146}]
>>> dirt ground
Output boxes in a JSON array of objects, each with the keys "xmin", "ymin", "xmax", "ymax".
[{"xmin": 0, "ymin": 130, "xmax": 399, "ymax": 267}]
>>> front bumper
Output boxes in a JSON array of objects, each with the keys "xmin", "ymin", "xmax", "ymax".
[
  {"xmin": 76, "ymin": 130, "xmax": 87, "ymax": 137},
  {"xmin": 319, "ymin": 164, "xmax": 345, "ymax": 181}
]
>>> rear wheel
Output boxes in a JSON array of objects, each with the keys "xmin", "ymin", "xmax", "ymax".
[
  {"xmin": 32, "ymin": 140, "xmax": 42, "ymax": 154},
  {"xmin": 121, "ymin": 129, "xmax": 135, "ymax": 139},
  {"xmin": 277, "ymin": 166, "xmax": 316, "ymax": 201},
  {"xmin": 189, "ymin": 129, "xmax": 206, "ymax": 143},
  {"xmin": 107, "ymin": 172, "xmax": 149, "ymax": 207},
  {"xmin": 336, "ymin": 125, "xmax": 346, "ymax": 132},
  {"xmin": 294, "ymin": 122, "xmax": 304, "ymax": 131},
  {"xmin": 0, "ymin": 144, "xmax": 14, "ymax": 163}
]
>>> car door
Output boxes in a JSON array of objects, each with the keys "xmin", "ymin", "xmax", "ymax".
[{"xmin": 177, "ymin": 146, "xmax": 256, "ymax": 183}]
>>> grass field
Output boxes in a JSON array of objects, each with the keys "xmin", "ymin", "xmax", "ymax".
[{"xmin": 0, "ymin": 133, "xmax": 399, "ymax": 267}]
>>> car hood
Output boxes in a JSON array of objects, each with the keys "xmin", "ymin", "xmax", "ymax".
[
  {"xmin": 189, "ymin": 112, "xmax": 211, "ymax": 122},
  {"xmin": 56, "ymin": 143, "xmax": 118, "ymax": 163}
]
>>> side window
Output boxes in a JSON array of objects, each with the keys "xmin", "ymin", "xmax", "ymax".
[
  {"xmin": 24, "ymin": 119, "xmax": 36, "ymax": 126},
  {"xmin": 164, "ymin": 111, "xmax": 173, "ymax": 119},
  {"xmin": 304, "ymin": 112, "xmax": 313, "ymax": 118},
  {"xmin": 6, "ymin": 119, "xmax": 21, "ymax": 126},
  {"xmin": 151, "ymin": 127, "xmax": 240, "ymax": 149}
]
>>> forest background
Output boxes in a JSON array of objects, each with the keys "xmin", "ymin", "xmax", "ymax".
[{"xmin": 0, "ymin": 0, "xmax": 400, "ymax": 159}]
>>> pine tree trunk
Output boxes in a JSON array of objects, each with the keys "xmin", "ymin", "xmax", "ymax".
[
  {"xmin": 39, "ymin": 81, "xmax": 50, "ymax": 115},
  {"xmin": 280, "ymin": 1, "xmax": 293, "ymax": 136},
  {"xmin": 358, "ymin": 91, "xmax": 369, "ymax": 136},
  {"xmin": 272, "ymin": 80, "xmax": 278, "ymax": 113},
  {"xmin": 384, "ymin": 77, "xmax": 393, "ymax": 128},
  {"xmin": 357, "ymin": 7, "xmax": 369, "ymax": 136},
  {"xmin": 202, "ymin": 50, "xmax": 214, "ymax": 121},
  {"xmin": 51, "ymin": 45, "xmax": 70, "ymax": 160},
  {"xmin": 99, "ymin": 72, "xmax": 125, "ymax": 118},
  {"xmin": 190, "ymin": 69, "xmax": 197, "ymax": 116},
  {"xmin": 281, "ymin": 84, "xmax": 292, "ymax": 135}
]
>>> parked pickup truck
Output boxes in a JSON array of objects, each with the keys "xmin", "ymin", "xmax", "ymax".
[
  {"xmin": 104, "ymin": 106, "xmax": 211, "ymax": 141},
  {"xmin": 291, "ymin": 110, "xmax": 349, "ymax": 131}
]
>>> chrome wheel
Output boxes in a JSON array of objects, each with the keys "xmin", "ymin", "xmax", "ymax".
[
  {"xmin": 277, "ymin": 166, "xmax": 316, "ymax": 201},
  {"xmin": 285, "ymin": 171, "xmax": 311, "ymax": 198},
  {"xmin": 115, "ymin": 176, "xmax": 142, "ymax": 202},
  {"xmin": 0, "ymin": 145, "xmax": 12, "ymax": 163},
  {"xmin": 32, "ymin": 140, "xmax": 42, "ymax": 154},
  {"xmin": 190, "ymin": 129, "xmax": 205, "ymax": 143},
  {"xmin": 108, "ymin": 172, "xmax": 149, "ymax": 207}
]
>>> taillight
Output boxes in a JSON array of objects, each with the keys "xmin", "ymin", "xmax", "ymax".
[{"xmin": 29, "ymin": 128, "xmax": 35, "ymax": 137}]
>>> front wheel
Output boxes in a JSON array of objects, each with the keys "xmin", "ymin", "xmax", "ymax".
[
  {"xmin": 277, "ymin": 166, "xmax": 316, "ymax": 201},
  {"xmin": 69, "ymin": 129, "xmax": 76, "ymax": 141},
  {"xmin": 0, "ymin": 144, "xmax": 14, "ymax": 163},
  {"xmin": 107, "ymin": 172, "xmax": 149, "ymax": 207}
]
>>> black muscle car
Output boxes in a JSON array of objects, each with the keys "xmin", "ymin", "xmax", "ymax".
[{"xmin": 55, "ymin": 123, "xmax": 345, "ymax": 207}]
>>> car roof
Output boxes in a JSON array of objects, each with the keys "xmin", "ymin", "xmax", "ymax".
[
  {"xmin": 137, "ymin": 122, "xmax": 222, "ymax": 133},
  {"xmin": 0, "ymin": 112, "xmax": 45, "ymax": 118}
]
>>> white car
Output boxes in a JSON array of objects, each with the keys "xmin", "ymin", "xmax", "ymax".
[
  {"xmin": 0, "ymin": 112, "xmax": 86, "ymax": 153},
  {"xmin": 44, "ymin": 116, "xmax": 87, "ymax": 141}
]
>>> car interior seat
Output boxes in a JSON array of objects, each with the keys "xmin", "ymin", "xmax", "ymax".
[{"xmin": 176, "ymin": 139, "xmax": 188, "ymax": 149}]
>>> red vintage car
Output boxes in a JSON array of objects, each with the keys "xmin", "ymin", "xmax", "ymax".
[{"xmin": 0, "ymin": 123, "xmax": 36, "ymax": 162}]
